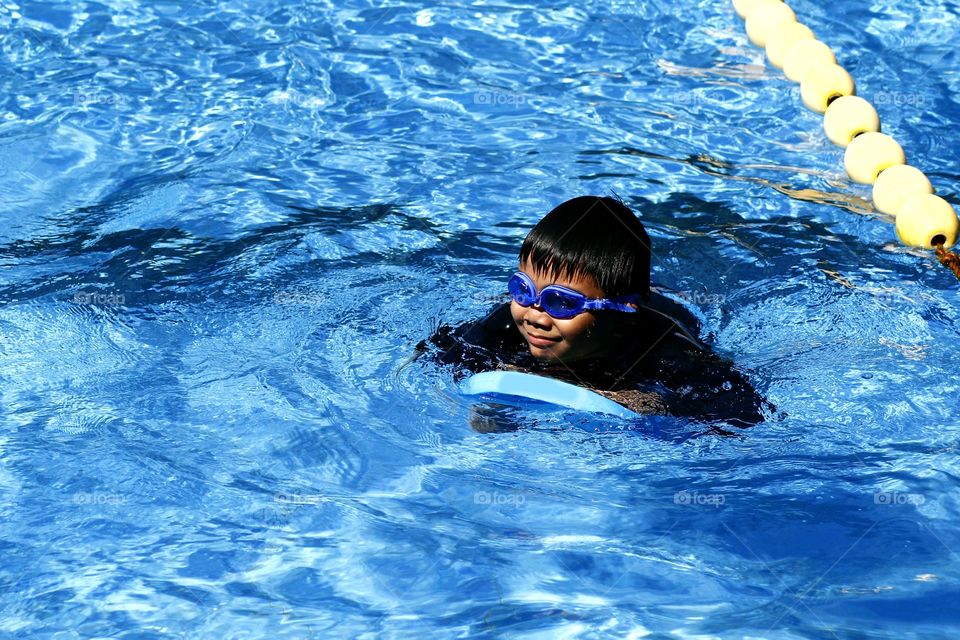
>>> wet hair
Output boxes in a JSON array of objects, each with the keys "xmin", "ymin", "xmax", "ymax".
[{"xmin": 518, "ymin": 195, "xmax": 652, "ymax": 299}]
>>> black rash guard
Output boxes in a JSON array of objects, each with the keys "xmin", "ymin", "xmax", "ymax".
[{"xmin": 417, "ymin": 291, "xmax": 773, "ymax": 427}]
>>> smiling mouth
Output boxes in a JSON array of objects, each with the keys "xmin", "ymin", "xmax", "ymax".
[{"xmin": 525, "ymin": 332, "xmax": 560, "ymax": 347}]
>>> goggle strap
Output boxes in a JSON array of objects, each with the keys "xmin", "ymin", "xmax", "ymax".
[{"xmin": 583, "ymin": 298, "xmax": 640, "ymax": 313}]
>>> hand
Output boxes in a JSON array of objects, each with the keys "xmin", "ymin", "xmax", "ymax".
[
  {"xmin": 468, "ymin": 403, "xmax": 521, "ymax": 433},
  {"xmin": 595, "ymin": 389, "xmax": 668, "ymax": 414}
]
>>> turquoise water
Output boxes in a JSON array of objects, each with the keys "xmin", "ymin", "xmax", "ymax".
[{"xmin": 2, "ymin": 0, "xmax": 960, "ymax": 637}]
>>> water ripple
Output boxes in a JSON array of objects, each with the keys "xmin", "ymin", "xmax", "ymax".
[{"xmin": 2, "ymin": 0, "xmax": 960, "ymax": 637}]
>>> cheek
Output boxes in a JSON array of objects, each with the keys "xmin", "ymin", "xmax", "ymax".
[
  {"xmin": 509, "ymin": 301, "xmax": 524, "ymax": 325},
  {"xmin": 555, "ymin": 314, "xmax": 596, "ymax": 343}
]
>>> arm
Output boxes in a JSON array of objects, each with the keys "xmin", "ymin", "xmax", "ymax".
[
  {"xmin": 414, "ymin": 303, "xmax": 523, "ymax": 375},
  {"xmin": 595, "ymin": 388, "xmax": 669, "ymax": 415},
  {"xmin": 662, "ymin": 349, "xmax": 772, "ymax": 427}
]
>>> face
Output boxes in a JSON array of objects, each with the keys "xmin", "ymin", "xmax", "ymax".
[{"xmin": 510, "ymin": 260, "xmax": 634, "ymax": 363}]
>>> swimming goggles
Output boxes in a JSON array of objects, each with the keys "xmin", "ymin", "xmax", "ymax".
[{"xmin": 507, "ymin": 271, "xmax": 640, "ymax": 319}]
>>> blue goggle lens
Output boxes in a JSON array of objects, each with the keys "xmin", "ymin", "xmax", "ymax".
[
  {"xmin": 508, "ymin": 273, "xmax": 536, "ymax": 306},
  {"xmin": 540, "ymin": 289, "xmax": 582, "ymax": 318}
]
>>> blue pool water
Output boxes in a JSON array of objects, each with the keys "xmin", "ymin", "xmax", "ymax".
[{"xmin": 2, "ymin": 0, "xmax": 960, "ymax": 637}]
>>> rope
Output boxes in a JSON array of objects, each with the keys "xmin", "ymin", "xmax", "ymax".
[{"xmin": 934, "ymin": 243, "xmax": 960, "ymax": 282}]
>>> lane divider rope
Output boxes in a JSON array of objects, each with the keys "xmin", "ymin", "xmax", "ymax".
[{"xmin": 733, "ymin": 0, "xmax": 960, "ymax": 281}]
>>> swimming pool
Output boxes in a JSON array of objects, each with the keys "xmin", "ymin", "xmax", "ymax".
[{"xmin": 2, "ymin": 0, "xmax": 959, "ymax": 636}]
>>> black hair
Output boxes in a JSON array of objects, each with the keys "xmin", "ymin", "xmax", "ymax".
[{"xmin": 518, "ymin": 195, "xmax": 652, "ymax": 299}]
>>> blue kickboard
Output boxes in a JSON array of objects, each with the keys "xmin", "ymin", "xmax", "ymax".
[{"xmin": 460, "ymin": 370, "xmax": 640, "ymax": 419}]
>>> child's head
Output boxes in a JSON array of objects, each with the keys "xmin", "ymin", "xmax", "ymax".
[{"xmin": 510, "ymin": 195, "xmax": 652, "ymax": 363}]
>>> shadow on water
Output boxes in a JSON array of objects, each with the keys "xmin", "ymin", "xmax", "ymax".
[
  {"xmin": 460, "ymin": 398, "xmax": 749, "ymax": 443},
  {"xmin": 0, "ymin": 192, "xmax": 435, "ymax": 305},
  {"xmin": 2, "ymin": 149, "xmax": 918, "ymax": 310},
  {"xmin": 0, "ymin": 186, "xmax": 528, "ymax": 309}
]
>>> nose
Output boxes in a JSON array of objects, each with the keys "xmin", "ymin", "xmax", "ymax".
[{"xmin": 522, "ymin": 303, "xmax": 552, "ymax": 328}]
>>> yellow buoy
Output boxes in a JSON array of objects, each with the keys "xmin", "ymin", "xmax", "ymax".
[
  {"xmin": 746, "ymin": 2, "xmax": 797, "ymax": 47},
  {"xmin": 766, "ymin": 22, "xmax": 814, "ymax": 69},
  {"xmin": 800, "ymin": 64, "xmax": 855, "ymax": 113},
  {"xmin": 872, "ymin": 165, "xmax": 933, "ymax": 215},
  {"xmin": 895, "ymin": 194, "xmax": 959, "ymax": 248},
  {"xmin": 783, "ymin": 39, "xmax": 836, "ymax": 82},
  {"xmin": 823, "ymin": 96, "xmax": 880, "ymax": 146},
  {"xmin": 843, "ymin": 132, "xmax": 905, "ymax": 184},
  {"xmin": 733, "ymin": 0, "xmax": 785, "ymax": 20},
  {"xmin": 733, "ymin": 0, "xmax": 784, "ymax": 20}
]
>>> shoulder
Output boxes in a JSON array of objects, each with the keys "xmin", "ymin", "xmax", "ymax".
[
  {"xmin": 418, "ymin": 303, "xmax": 524, "ymax": 373},
  {"xmin": 463, "ymin": 302, "xmax": 517, "ymax": 344},
  {"xmin": 645, "ymin": 288, "xmax": 702, "ymax": 334},
  {"xmin": 620, "ymin": 292, "xmax": 772, "ymax": 425},
  {"xmin": 629, "ymin": 288, "xmax": 705, "ymax": 353}
]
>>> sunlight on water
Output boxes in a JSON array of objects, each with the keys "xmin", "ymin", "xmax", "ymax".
[{"xmin": 1, "ymin": 0, "xmax": 959, "ymax": 637}]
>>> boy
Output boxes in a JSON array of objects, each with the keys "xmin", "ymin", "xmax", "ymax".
[{"xmin": 420, "ymin": 195, "xmax": 772, "ymax": 427}]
